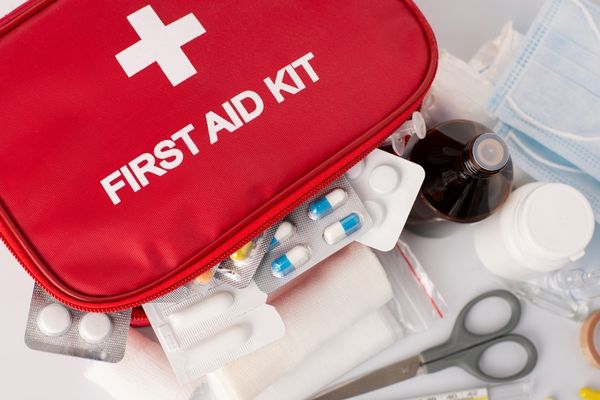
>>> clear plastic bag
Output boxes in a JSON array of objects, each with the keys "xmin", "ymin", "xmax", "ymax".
[
  {"xmin": 420, "ymin": 22, "xmax": 523, "ymax": 130},
  {"xmin": 375, "ymin": 239, "xmax": 448, "ymax": 334}
]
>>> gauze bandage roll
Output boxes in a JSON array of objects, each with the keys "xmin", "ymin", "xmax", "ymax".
[
  {"xmin": 84, "ymin": 328, "xmax": 196, "ymax": 400},
  {"xmin": 210, "ymin": 243, "xmax": 394, "ymax": 400},
  {"xmin": 254, "ymin": 305, "xmax": 403, "ymax": 400}
]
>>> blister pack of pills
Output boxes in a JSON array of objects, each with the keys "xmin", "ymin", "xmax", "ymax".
[
  {"xmin": 254, "ymin": 176, "xmax": 373, "ymax": 293},
  {"xmin": 214, "ymin": 226, "xmax": 278, "ymax": 288},
  {"xmin": 348, "ymin": 148, "xmax": 425, "ymax": 251},
  {"xmin": 25, "ymin": 284, "xmax": 131, "ymax": 363},
  {"xmin": 143, "ymin": 281, "xmax": 285, "ymax": 384}
]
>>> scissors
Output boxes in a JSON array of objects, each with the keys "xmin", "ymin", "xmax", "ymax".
[{"xmin": 313, "ymin": 290, "xmax": 538, "ymax": 400}]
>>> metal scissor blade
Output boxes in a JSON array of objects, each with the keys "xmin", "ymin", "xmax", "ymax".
[{"xmin": 312, "ymin": 355, "xmax": 423, "ymax": 400}]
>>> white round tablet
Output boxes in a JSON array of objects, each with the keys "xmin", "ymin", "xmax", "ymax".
[
  {"xmin": 369, "ymin": 165, "xmax": 399, "ymax": 194},
  {"xmin": 364, "ymin": 200, "xmax": 385, "ymax": 227},
  {"xmin": 79, "ymin": 313, "xmax": 112, "ymax": 344},
  {"xmin": 37, "ymin": 303, "xmax": 72, "ymax": 337}
]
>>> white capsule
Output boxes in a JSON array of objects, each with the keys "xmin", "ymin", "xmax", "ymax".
[
  {"xmin": 37, "ymin": 303, "xmax": 72, "ymax": 337},
  {"xmin": 79, "ymin": 313, "xmax": 112, "ymax": 344},
  {"xmin": 308, "ymin": 189, "xmax": 348, "ymax": 220},
  {"xmin": 272, "ymin": 245, "xmax": 311, "ymax": 278},
  {"xmin": 323, "ymin": 213, "xmax": 363, "ymax": 244},
  {"xmin": 269, "ymin": 221, "xmax": 296, "ymax": 250}
]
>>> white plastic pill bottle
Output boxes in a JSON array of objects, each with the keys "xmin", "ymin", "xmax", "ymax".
[{"xmin": 473, "ymin": 182, "xmax": 595, "ymax": 280}]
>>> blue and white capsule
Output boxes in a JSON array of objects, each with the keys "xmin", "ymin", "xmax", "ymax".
[
  {"xmin": 269, "ymin": 221, "xmax": 296, "ymax": 251},
  {"xmin": 308, "ymin": 189, "xmax": 348, "ymax": 220},
  {"xmin": 271, "ymin": 245, "xmax": 310, "ymax": 278},
  {"xmin": 323, "ymin": 213, "xmax": 362, "ymax": 245}
]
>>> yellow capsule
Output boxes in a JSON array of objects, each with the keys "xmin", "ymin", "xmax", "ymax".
[
  {"xmin": 581, "ymin": 387, "xmax": 600, "ymax": 400},
  {"xmin": 230, "ymin": 241, "xmax": 255, "ymax": 262}
]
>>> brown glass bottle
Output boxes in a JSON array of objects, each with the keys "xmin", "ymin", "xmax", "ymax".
[{"xmin": 408, "ymin": 120, "xmax": 513, "ymax": 227}]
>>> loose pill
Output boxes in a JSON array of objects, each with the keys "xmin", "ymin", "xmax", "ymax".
[
  {"xmin": 308, "ymin": 189, "xmax": 347, "ymax": 220},
  {"xmin": 37, "ymin": 303, "xmax": 72, "ymax": 337},
  {"xmin": 269, "ymin": 221, "xmax": 296, "ymax": 250},
  {"xmin": 324, "ymin": 213, "xmax": 363, "ymax": 244},
  {"xmin": 230, "ymin": 241, "xmax": 255, "ymax": 263},
  {"xmin": 79, "ymin": 313, "xmax": 112, "ymax": 344},
  {"xmin": 271, "ymin": 245, "xmax": 310, "ymax": 278}
]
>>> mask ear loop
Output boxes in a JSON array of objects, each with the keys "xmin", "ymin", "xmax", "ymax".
[
  {"xmin": 506, "ymin": 97, "xmax": 600, "ymax": 142},
  {"xmin": 571, "ymin": 0, "xmax": 600, "ymax": 44},
  {"xmin": 505, "ymin": 131, "xmax": 586, "ymax": 173}
]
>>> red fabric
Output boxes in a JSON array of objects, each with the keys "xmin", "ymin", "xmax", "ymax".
[
  {"xmin": 130, "ymin": 306, "xmax": 149, "ymax": 328},
  {"xmin": 0, "ymin": 0, "xmax": 436, "ymax": 310}
]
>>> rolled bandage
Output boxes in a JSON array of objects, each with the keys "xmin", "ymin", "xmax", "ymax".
[
  {"xmin": 210, "ymin": 243, "xmax": 394, "ymax": 400},
  {"xmin": 581, "ymin": 310, "xmax": 600, "ymax": 368},
  {"xmin": 255, "ymin": 306, "xmax": 403, "ymax": 400}
]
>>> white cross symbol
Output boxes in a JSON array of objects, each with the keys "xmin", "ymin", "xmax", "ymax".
[{"xmin": 115, "ymin": 5, "xmax": 206, "ymax": 86}]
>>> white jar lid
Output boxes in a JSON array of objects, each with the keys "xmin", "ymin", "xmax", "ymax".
[{"xmin": 518, "ymin": 183, "xmax": 595, "ymax": 266}]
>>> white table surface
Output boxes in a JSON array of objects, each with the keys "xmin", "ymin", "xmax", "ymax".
[{"xmin": 1, "ymin": 1, "xmax": 598, "ymax": 399}]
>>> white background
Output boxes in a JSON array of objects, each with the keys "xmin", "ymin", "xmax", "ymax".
[{"xmin": 1, "ymin": 1, "xmax": 598, "ymax": 399}]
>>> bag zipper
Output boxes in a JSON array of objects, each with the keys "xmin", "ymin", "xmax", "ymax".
[
  {"xmin": 0, "ymin": 0, "xmax": 437, "ymax": 313},
  {"xmin": 0, "ymin": 0, "xmax": 56, "ymax": 37},
  {"xmin": 130, "ymin": 306, "xmax": 149, "ymax": 327}
]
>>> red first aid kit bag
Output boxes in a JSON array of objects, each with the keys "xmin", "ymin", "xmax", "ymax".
[{"xmin": 0, "ymin": 0, "xmax": 437, "ymax": 312}]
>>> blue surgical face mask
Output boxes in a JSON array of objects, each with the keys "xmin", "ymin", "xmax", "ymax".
[
  {"xmin": 496, "ymin": 123, "xmax": 600, "ymax": 222},
  {"xmin": 489, "ymin": 0, "xmax": 600, "ymax": 221}
]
